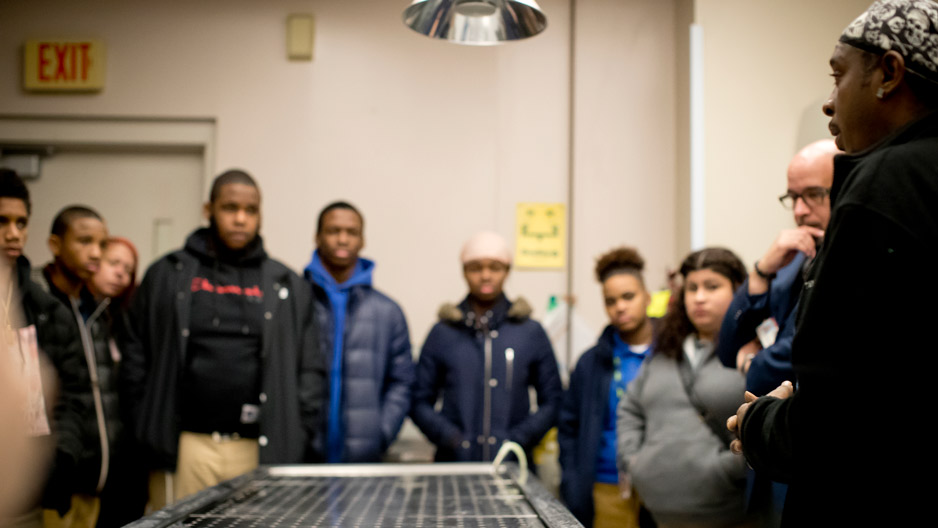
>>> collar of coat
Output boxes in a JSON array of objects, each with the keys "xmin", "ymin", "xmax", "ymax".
[
  {"xmin": 594, "ymin": 320, "xmax": 660, "ymax": 366},
  {"xmin": 437, "ymin": 294, "xmax": 532, "ymax": 327},
  {"xmin": 831, "ymin": 109, "xmax": 938, "ymax": 206}
]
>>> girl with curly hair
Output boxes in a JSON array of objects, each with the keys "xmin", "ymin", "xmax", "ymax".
[{"xmin": 559, "ymin": 246, "xmax": 655, "ymax": 528}]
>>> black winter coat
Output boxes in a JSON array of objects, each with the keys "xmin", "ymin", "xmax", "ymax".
[
  {"xmin": 39, "ymin": 265, "xmax": 125, "ymax": 497},
  {"xmin": 740, "ymin": 111, "xmax": 938, "ymax": 526},
  {"xmin": 310, "ymin": 281, "xmax": 414, "ymax": 462},
  {"xmin": 121, "ymin": 230, "xmax": 324, "ymax": 470},
  {"xmin": 411, "ymin": 294, "xmax": 562, "ymax": 463}
]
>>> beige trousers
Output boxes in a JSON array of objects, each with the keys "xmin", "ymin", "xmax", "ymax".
[
  {"xmin": 592, "ymin": 482, "xmax": 641, "ymax": 528},
  {"xmin": 173, "ymin": 431, "xmax": 259, "ymax": 501},
  {"xmin": 42, "ymin": 495, "xmax": 99, "ymax": 528}
]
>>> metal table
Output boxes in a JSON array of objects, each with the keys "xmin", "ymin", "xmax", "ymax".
[{"xmin": 125, "ymin": 463, "xmax": 582, "ymax": 527}]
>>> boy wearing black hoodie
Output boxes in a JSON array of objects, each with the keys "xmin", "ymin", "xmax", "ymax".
[{"xmin": 122, "ymin": 170, "xmax": 322, "ymax": 503}]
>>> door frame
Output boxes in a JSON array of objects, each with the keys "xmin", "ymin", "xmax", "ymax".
[{"xmin": 0, "ymin": 114, "xmax": 215, "ymax": 197}]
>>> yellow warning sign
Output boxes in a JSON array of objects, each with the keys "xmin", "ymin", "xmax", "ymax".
[{"xmin": 515, "ymin": 203, "xmax": 565, "ymax": 269}]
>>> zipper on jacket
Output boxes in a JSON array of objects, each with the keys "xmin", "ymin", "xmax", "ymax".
[
  {"xmin": 70, "ymin": 297, "xmax": 111, "ymax": 493},
  {"xmin": 505, "ymin": 347, "xmax": 514, "ymax": 402},
  {"xmin": 482, "ymin": 319, "xmax": 492, "ymax": 461}
]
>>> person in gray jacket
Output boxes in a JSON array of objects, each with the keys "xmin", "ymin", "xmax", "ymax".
[{"xmin": 617, "ymin": 248, "xmax": 750, "ymax": 528}]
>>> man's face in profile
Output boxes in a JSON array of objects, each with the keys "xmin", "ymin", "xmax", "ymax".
[{"xmin": 823, "ymin": 43, "xmax": 882, "ymax": 154}]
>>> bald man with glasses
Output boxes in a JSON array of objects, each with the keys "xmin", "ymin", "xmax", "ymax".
[
  {"xmin": 717, "ymin": 139, "xmax": 839, "ymax": 394},
  {"xmin": 715, "ymin": 139, "xmax": 839, "ymax": 523}
]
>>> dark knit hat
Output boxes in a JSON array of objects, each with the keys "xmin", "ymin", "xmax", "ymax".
[{"xmin": 840, "ymin": 0, "xmax": 938, "ymax": 83}]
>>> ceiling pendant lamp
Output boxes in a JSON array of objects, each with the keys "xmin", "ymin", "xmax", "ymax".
[{"xmin": 403, "ymin": 0, "xmax": 547, "ymax": 46}]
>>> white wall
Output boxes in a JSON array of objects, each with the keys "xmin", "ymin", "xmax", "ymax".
[
  {"xmin": 570, "ymin": 0, "xmax": 678, "ymax": 337},
  {"xmin": 695, "ymin": 0, "xmax": 871, "ymax": 264}
]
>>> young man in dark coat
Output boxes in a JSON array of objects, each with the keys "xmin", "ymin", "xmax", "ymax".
[
  {"xmin": 37, "ymin": 204, "xmax": 145, "ymax": 527},
  {"xmin": 728, "ymin": 1, "xmax": 938, "ymax": 525},
  {"xmin": 304, "ymin": 201, "xmax": 414, "ymax": 463},
  {"xmin": 412, "ymin": 231, "xmax": 562, "ymax": 465},
  {"xmin": 0, "ymin": 169, "xmax": 87, "ymax": 527},
  {"xmin": 122, "ymin": 170, "xmax": 323, "ymax": 503}
]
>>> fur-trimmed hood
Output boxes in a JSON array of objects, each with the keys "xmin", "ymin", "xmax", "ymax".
[{"xmin": 437, "ymin": 295, "xmax": 532, "ymax": 325}]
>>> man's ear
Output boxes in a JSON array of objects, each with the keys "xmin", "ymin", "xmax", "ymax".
[
  {"xmin": 47, "ymin": 234, "xmax": 62, "ymax": 258},
  {"xmin": 202, "ymin": 202, "xmax": 212, "ymax": 223},
  {"xmin": 879, "ymin": 50, "xmax": 906, "ymax": 98}
]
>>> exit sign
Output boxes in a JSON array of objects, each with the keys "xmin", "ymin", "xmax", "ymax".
[{"xmin": 23, "ymin": 39, "xmax": 105, "ymax": 92}]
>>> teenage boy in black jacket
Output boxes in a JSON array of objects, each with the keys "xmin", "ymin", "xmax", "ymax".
[
  {"xmin": 38, "ymin": 204, "xmax": 145, "ymax": 527},
  {"xmin": 122, "ymin": 170, "xmax": 323, "ymax": 503}
]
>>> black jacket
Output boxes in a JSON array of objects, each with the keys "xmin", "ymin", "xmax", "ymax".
[
  {"xmin": 740, "ymin": 111, "xmax": 938, "ymax": 525},
  {"xmin": 36, "ymin": 264, "xmax": 124, "ymax": 495},
  {"xmin": 15, "ymin": 256, "xmax": 87, "ymax": 513},
  {"xmin": 121, "ymin": 229, "xmax": 324, "ymax": 470},
  {"xmin": 411, "ymin": 295, "xmax": 562, "ymax": 463},
  {"xmin": 310, "ymin": 279, "xmax": 414, "ymax": 463}
]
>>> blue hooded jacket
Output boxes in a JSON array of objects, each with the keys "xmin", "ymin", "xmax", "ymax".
[
  {"xmin": 716, "ymin": 252, "xmax": 805, "ymax": 396},
  {"xmin": 306, "ymin": 251, "xmax": 414, "ymax": 462}
]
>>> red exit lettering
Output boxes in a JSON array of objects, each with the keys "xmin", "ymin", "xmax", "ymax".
[{"xmin": 37, "ymin": 42, "xmax": 92, "ymax": 82}]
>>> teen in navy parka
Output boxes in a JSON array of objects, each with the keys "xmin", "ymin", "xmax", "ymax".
[
  {"xmin": 411, "ymin": 232, "xmax": 561, "ymax": 464},
  {"xmin": 558, "ymin": 247, "xmax": 655, "ymax": 528}
]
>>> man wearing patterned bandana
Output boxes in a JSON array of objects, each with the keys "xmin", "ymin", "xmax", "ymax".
[{"xmin": 726, "ymin": 1, "xmax": 938, "ymax": 525}]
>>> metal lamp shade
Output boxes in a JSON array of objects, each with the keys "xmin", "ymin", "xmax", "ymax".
[{"xmin": 403, "ymin": 0, "xmax": 547, "ymax": 45}]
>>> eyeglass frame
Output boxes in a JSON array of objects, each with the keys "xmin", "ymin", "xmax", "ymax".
[{"xmin": 778, "ymin": 186, "xmax": 831, "ymax": 210}]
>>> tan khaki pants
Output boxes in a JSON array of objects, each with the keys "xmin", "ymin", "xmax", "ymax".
[
  {"xmin": 592, "ymin": 482, "xmax": 641, "ymax": 528},
  {"xmin": 145, "ymin": 471, "xmax": 174, "ymax": 514},
  {"xmin": 174, "ymin": 432, "xmax": 258, "ymax": 501},
  {"xmin": 42, "ymin": 495, "xmax": 99, "ymax": 528}
]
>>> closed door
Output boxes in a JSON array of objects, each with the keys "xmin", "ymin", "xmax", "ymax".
[{"xmin": 23, "ymin": 147, "xmax": 204, "ymax": 271}]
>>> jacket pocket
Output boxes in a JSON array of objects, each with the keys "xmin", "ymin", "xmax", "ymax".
[{"xmin": 629, "ymin": 439, "xmax": 745, "ymax": 515}]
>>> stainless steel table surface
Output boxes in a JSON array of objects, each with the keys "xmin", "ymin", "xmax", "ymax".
[{"xmin": 124, "ymin": 463, "xmax": 582, "ymax": 527}]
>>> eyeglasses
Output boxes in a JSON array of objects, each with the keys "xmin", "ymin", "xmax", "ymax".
[{"xmin": 778, "ymin": 187, "xmax": 831, "ymax": 209}]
